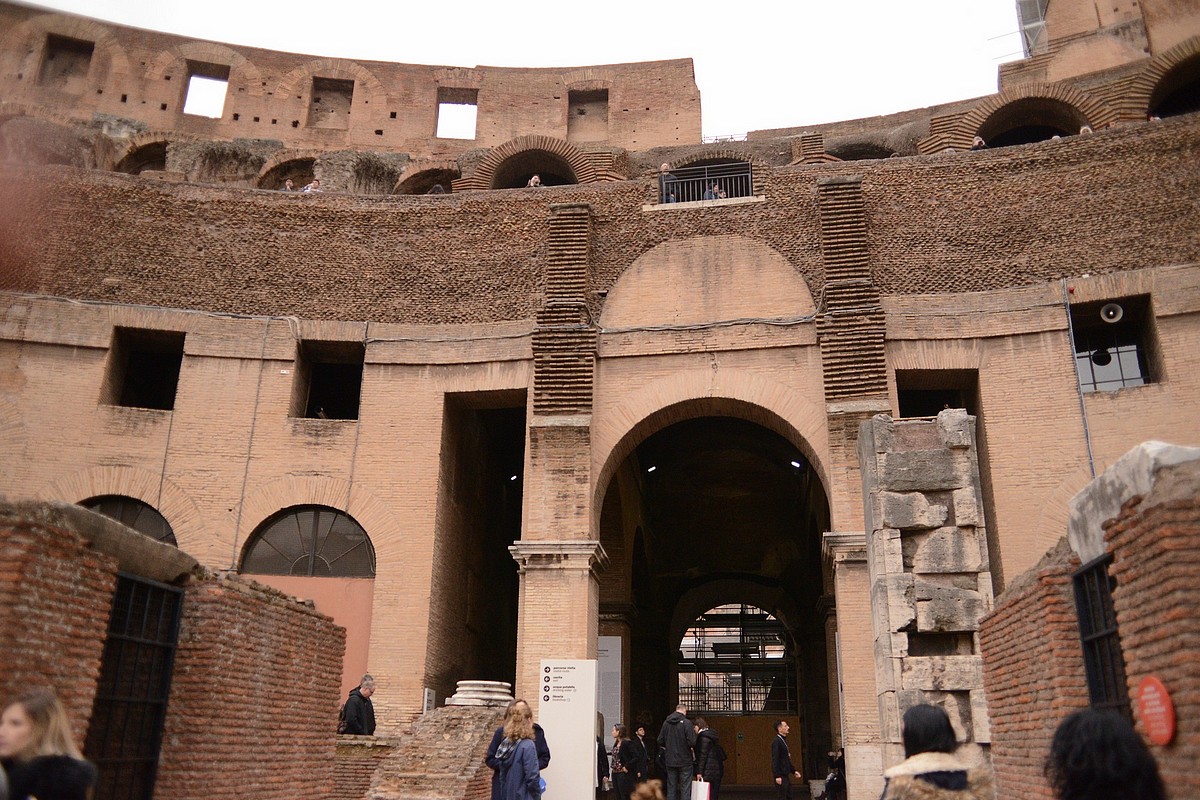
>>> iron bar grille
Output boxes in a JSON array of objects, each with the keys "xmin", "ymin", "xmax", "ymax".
[
  {"xmin": 659, "ymin": 162, "xmax": 753, "ymax": 204},
  {"xmin": 1071, "ymin": 555, "xmax": 1131, "ymax": 717},
  {"xmin": 85, "ymin": 573, "xmax": 183, "ymax": 800},
  {"xmin": 678, "ymin": 604, "xmax": 797, "ymax": 714}
]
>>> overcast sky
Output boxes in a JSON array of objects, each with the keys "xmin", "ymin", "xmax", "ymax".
[{"xmin": 26, "ymin": 0, "xmax": 1024, "ymax": 138}]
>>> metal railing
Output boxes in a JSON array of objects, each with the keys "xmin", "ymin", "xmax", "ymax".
[{"xmin": 658, "ymin": 161, "xmax": 753, "ymax": 204}]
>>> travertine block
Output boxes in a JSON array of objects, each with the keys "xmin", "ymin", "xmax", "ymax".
[
  {"xmin": 952, "ymin": 487, "xmax": 981, "ymax": 526},
  {"xmin": 914, "ymin": 584, "xmax": 986, "ymax": 632},
  {"xmin": 878, "ymin": 450, "xmax": 961, "ymax": 491},
  {"xmin": 880, "ymin": 491, "xmax": 948, "ymax": 530},
  {"xmin": 910, "ymin": 526, "xmax": 983, "ymax": 573},
  {"xmin": 900, "ymin": 655, "xmax": 984, "ymax": 691}
]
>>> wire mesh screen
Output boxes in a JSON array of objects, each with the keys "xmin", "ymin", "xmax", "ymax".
[{"xmin": 678, "ymin": 604, "xmax": 797, "ymax": 714}]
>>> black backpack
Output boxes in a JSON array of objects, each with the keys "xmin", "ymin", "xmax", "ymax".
[{"xmin": 337, "ymin": 703, "xmax": 348, "ymax": 734}]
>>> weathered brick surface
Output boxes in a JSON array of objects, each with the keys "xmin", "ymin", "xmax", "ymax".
[
  {"xmin": 366, "ymin": 705, "xmax": 500, "ymax": 800},
  {"xmin": 0, "ymin": 506, "xmax": 117, "ymax": 745},
  {"xmin": 1105, "ymin": 463, "xmax": 1200, "ymax": 799},
  {"xmin": 979, "ymin": 539, "xmax": 1087, "ymax": 800},
  {"xmin": 156, "ymin": 573, "xmax": 346, "ymax": 800},
  {"xmin": 334, "ymin": 736, "xmax": 399, "ymax": 800}
]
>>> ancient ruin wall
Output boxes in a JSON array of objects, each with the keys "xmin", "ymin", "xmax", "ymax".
[
  {"xmin": 0, "ymin": 2, "xmax": 700, "ymax": 156},
  {"xmin": 1, "ymin": 117, "xmax": 1198, "ymax": 324}
]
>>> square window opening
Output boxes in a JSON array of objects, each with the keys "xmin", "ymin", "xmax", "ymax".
[
  {"xmin": 39, "ymin": 34, "xmax": 95, "ymax": 92},
  {"xmin": 101, "ymin": 328, "xmax": 185, "ymax": 411},
  {"xmin": 1070, "ymin": 295, "xmax": 1158, "ymax": 393},
  {"xmin": 182, "ymin": 61, "xmax": 230, "ymax": 118},
  {"xmin": 307, "ymin": 76, "xmax": 355, "ymax": 129},
  {"xmin": 895, "ymin": 369, "xmax": 979, "ymax": 418},
  {"xmin": 1072, "ymin": 555, "xmax": 1131, "ymax": 716},
  {"xmin": 567, "ymin": 89, "xmax": 609, "ymax": 143},
  {"xmin": 436, "ymin": 87, "xmax": 478, "ymax": 139},
  {"xmin": 291, "ymin": 340, "xmax": 365, "ymax": 420}
]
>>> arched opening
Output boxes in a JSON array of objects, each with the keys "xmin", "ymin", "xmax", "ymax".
[
  {"xmin": 827, "ymin": 141, "xmax": 892, "ymax": 162},
  {"xmin": 394, "ymin": 167, "xmax": 458, "ymax": 195},
  {"xmin": 599, "ymin": 415, "xmax": 832, "ymax": 787},
  {"xmin": 258, "ymin": 158, "xmax": 316, "ymax": 191},
  {"xmin": 115, "ymin": 141, "xmax": 168, "ymax": 174},
  {"xmin": 240, "ymin": 505, "xmax": 375, "ymax": 696},
  {"xmin": 977, "ymin": 97, "xmax": 1087, "ymax": 147},
  {"xmin": 350, "ymin": 154, "xmax": 399, "ymax": 196},
  {"xmin": 1150, "ymin": 53, "xmax": 1200, "ymax": 118},
  {"xmin": 668, "ymin": 158, "xmax": 753, "ymax": 202},
  {"xmin": 490, "ymin": 148, "xmax": 576, "ymax": 188},
  {"xmin": 80, "ymin": 495, "xmax": 177, "ymax": 545}
]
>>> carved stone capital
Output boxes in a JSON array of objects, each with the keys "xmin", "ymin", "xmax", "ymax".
[{"xmin": 509, "ymin": 540, "xmax": 609, "ymax": 576}]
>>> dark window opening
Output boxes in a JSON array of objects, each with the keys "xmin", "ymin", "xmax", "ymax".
[
  {"xmin": 80, "ymin": 496, "xmax": 177, "ymax": 546},
  {"xmin": 1070, "ymin": 295, "xmax": 1157, "ymax": 393},
  {"xmin": 260, "ymin": 158, "xmax": 315, "ymax": 190},
  {"xmin": 115, "ymin": 142, "xmax": 167, "ymax": 175},
  {"xmin": 827, "ymin": 141, "xmax": 893, "ymax": 161},
  {"xmin": 1072, "ymin": 554, "xmax": 1131, "ymax": 717},
  {"xmin": 988, "ymin": 124, "xmax": 1072, "ymax": 147},
  {"xmin": 242, "ymin": 506, "xmax": 376, "ymax": 577},
  {"xmin": 290, "ymin": 340, "xmax": 365, "ymax": 420},
  {"xmin": 491, "ymin": 149, "xmax": 576, "ymax": 189},
  {"xmin": 567, "ymin": 89, "xmax": 608, "ymax": 143},
  {"xmin": 38, "ymin": 34, "xmax": 94, "ymax": 92},
  {"xmin": 308, "ymin": 76, "xmax": 354, "ymax": 129},
  {"xmin": 895, "ymin": 369, "xmax": 979, "ymax": 418},
  {"xmin": 660, "ymin": 159, "xmax": 753, "ymax": 203},
  {"xmin": 435, "ymin": 87, "xmax": 478, "ymax": 139},
  {"xmin": 678, "ymin": 604, "xmax": 797, "ymax": 714},
  {"xmin": 907, "ymin": 632, "xmax": 975, "ymax": 656},
  {"xmin": 978, "ymin": 97, "xmax": 1087, "ymax": 147},
  {"xmin": 395, "ymin": 168, "xmax": 458, "ymax": 195},
  {"xmin": 101, "ymin": 328, "xmax": 185, "ymax": 411}
]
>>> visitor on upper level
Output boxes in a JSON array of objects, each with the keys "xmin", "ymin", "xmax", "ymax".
[
  {"xmin": 302, "ymin": 178, "xmax": 322, "ymax": 193},
  {"xmin": 659, "ymin": 164, "xmax": 678, "ymax": 203},
  {"xmin": 282, "ymin": 178, "xmax": 295, "ymax": 191},
  {"xmin": 970, "ymin": 136, "xmax": 988, "ymax": 150},
  {"xmin": 526, "ymin": 174, "xmax": 543, "ymax": 188}
]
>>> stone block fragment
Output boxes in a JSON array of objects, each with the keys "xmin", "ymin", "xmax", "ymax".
[
  {"xmin": 878, "ymin": 450, "xmax": 962, "ymax": 491},
  {"xmin": 952, "ymin": 487, "xmax": 981, "ymax": 526},
  {"xmin": 900, "ymin": 655, "xmax": 984, "ymax": 691},
  {"xmin": 880, "ymin": 491, "xmax": 947, "ymax": 530},
  {"xmin": 914, "ymin": 584, "xmax": 985, "ymax": 632},
  {"xmin": 910, "ymin": 527, "xmax": 983, "ymax": 573}
]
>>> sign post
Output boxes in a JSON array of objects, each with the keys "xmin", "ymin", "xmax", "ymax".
[{"xmin": 539, "ymin": 659, "xmax": 599, "ymax": 799}]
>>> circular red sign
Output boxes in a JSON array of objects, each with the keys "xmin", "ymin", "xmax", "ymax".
[{"xmin": 1137, "ymin": 676, "xmax": 1176, "ymax": 746}]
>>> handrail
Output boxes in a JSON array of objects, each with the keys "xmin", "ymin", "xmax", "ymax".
[{"xmin": 658, "ymin": 162, "xmax": 753, "ymax": 204}]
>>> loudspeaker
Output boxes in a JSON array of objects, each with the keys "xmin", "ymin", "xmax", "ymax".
[{"xmin": 1100, "ymin": 303, "xmax": 1124, "ymax": 323}]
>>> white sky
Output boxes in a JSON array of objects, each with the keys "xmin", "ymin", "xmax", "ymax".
[{"xmin": 25, "ymin": 0, "xmax": 1024, "ymax": 138}]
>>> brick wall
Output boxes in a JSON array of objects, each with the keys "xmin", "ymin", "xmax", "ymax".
[
  {"xmin": 1105, "ymin": 461, "xmax": 1200, "ymax": 798},
  {"xmin": 0, "ymin": 504, "xmax": 117, "ymax": 745},
  {"xmin": 365, "ymin": 704, "xmax": 501, "ymax": 800},
  {"xmin": 156, "ymin": 573, "xmax": 346, "ymax": 800},
  {"xmin": 334, "ymin": 736, "xmax": 399, "ymax": 800},
  {"xmin": 979, "ymin": 538, "xmax": 1087, "ymax": 800}
]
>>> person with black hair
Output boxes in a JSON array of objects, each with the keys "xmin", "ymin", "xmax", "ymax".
[
  {"xmin": 771, "ymin": 720, "xmax": 802, "ymax": 800},
  {"xmin": 879, "ymin": 704, "xmax": 993, "ymax": 800},
  {"xmin": 611, "ymin": 724, "xmax": 640, "ymax": 800},
  {"xmin": 692, "ymin": 717, "xmax": 725, "ymax": 800},
  {"xmin": 1045, "ymin": 708, "xmax": 1166, "ymax": 800}
]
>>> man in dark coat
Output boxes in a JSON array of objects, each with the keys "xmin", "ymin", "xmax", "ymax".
[
  {"xmin": 343, "ymin": 674, "xmax": 376, "ymax": 735},
  {"xmin": 693, "ymin": 718, "xmax": 725, "ymax": 800},
  {"xmin": 657, "ymin": 703, "xmax": 696, "ymax": 800},
  {"xmin": 771, "ymin": 720, "xmax": 802, "ymax": 800}
]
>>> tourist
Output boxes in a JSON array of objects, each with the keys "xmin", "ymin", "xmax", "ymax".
[
  {"xmin": 302, "ymin": 178, "xmax": 322, "ymax": 193},
  {"xmin": 526, "ymin": 174, "xmax": 543, "ymax": 188},
  {"xmin": 771, "ymin": 720, "xmax": 803, "ymax": 800},
  {"xmin": 879, "ymin": 704, "xmax": 993, "ymax": 800},
  {"xmin": 692, "ymin": 718, "xmax": 725, "ymax": 800},
  {"xmin": 632, "ymin": 779, "xmax": 665, "ymax": 800},
  {"xmin": 633, "ymin": 722, "xmax": 655, "ymax": 781},
  {"xmin": 0, "ymin": 689, "xmax": 96, "ymax": 800},
  {"xmin": 1079, "ymin": 125, "xmax": 1094, "ymax": 136},
  {"xmin": 496, "ymin": 700, "xmax": 543, "ymax": 800},
  {"xmin": 486, "ymin": 701, "xmax": 550, "ymax": 800},
  {"xmin": 657, "ymin": 704, "xmax": 695, "ymax": 800},
  {"xmin": 970, "ymin": 136, "xmax": 988, "ymax": 150},
  {"xmin": 1045, "ymin": 708, "xmax": 1166, "ymax": 800},
  {"xmin": 342, "ymin": 674, "xmax": 376, "ymax": 735},
  {"xmin": 282, "ymin": 178, "xmax": 295, "ymax": 191},
  {"xmin": 824, "ymin": 748, "xmax": 846, "ymax": 800},
  {"xmin": 658, "ymin": 163, "xmax": 678, "ymax": 203},
  {"xmin": 611, "ymin": 724, "xmax": 639, "ymax": 800},
  {"xmin": 703, "ymin": 183, "xmax": 718, "ymax": 200}
]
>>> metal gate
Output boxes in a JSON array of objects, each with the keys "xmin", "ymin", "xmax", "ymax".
[{"xmin": 85, "ymin": 573, "xmax": 183, "ymax": 800}]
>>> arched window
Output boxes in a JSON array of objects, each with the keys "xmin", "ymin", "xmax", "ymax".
[
  {"xmin": 242, "ymin": 505, "xmax": 375, "ymax": 577},
  {"xmin": 678, "ymin": 604, "xmax": 796, "ymax": 713},
  {"xmin": 80, "ymin": 495, "xmax": 177, "ymax": 546}
]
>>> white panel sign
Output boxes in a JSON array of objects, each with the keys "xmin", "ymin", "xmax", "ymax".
[
  {"xmin": 598, "ymin": 636, "xmax": 622, "ymax": 749},
  {"xmin": 539, "ymin": 659, "xmax": 598, "ymax": 800}
]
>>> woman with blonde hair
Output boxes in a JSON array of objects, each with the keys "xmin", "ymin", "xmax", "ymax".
[
  {"xmin": 0, "ymin": 689, "xmax": 96, "ymax": 800},
  {"xmin": 496, "ymin": 699, "xmax": 542, "ymax": 800}
]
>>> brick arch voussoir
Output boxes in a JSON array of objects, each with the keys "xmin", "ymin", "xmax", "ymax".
[
  {"xmin": 958, "ymin": 83, "xmax": 1113, "ymax": 147},
  {"xmin": 561, "ymin": 69, "xmax": 614, "ymax": 92},
  {"xmin": 35, "ymin": 465, "xmax": 207, "ymax": 558},
  {"xmin": 111, "ymin": 130, "xmax": 194, "ymax": 170},
  {"xmin": 1129, "ymin": 35, "xmax": 1200, "ymax": 117},
  {"xmin": 0, "ymin": 13, "xmax": 131, "ymax": 91},
  {"xmin": 0, "ymin": 100, "xmax": 81, "ymax": 129},
  {"xmin": 591, "ymin": 369, "xmax": 831, "ymax": 538},
  {"xmin": 275, "ymin": 58, "xmax": 387, "ymax": 105},
  {"xmin": 145, "ymin": 41, "xmax": 264, "ymax": 98},
  {"xmin": 467, "ymin": 134, "xmax": 597, "ymax": 190},
  {"xmin": 394, "ymin": 160, "xmax": 461, "ymax": 193},
  {"xmin": 231, "ymin": 475, "xmax": 401, "ymax": 572}
]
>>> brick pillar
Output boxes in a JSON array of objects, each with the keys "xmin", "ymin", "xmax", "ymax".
[
  {"xmin": 823, "ymin": 532, "xmax": 883, "ymax": 800},
  {"xmin": 511, "ymin": 202, "xmax": 608, "ymax": 704},
  {"xmin": 509, "ymin": 542, "xmax": 608, "ymax": 703}
]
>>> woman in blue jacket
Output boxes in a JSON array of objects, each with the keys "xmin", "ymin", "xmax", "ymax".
[{"xmin": 496, "ymin": 700, "xmax": 542, "ymax": 800}]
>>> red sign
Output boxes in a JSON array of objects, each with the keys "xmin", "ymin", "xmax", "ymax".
[{"xmin": 1137, "ymin": 676, "xmax": 1175, "ymax": 746}]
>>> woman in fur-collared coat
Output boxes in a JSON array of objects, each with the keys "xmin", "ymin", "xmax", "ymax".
[{"xmin": 879, "ymin": 705, "xmax": 994, "ymax": 800}]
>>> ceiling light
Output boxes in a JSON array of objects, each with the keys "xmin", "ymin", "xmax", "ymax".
[{"xmin": 647, "ymin": 466, "xmax": 657, "ymax": 473}]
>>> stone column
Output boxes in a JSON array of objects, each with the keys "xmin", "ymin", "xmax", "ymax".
[
  {"xmin": 859, "ymin": 409, "xmax": 993, "ymax": 769},
  {"xmin": 824, "ymin": 531, "xmax": 884, "ymax": 800},
  {"xmin": 510, "ymin": 541, "xmax": 608, "ymax": 704}
]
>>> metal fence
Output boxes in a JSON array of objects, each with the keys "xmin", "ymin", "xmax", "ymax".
[{"xmin": 659, "ymin": 161, "xmax": 753, "ymax": 204}]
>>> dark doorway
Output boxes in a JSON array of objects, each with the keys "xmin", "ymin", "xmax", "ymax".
[{"xmin": 85, "ymin": 574, "xmax": 183, "ymax": 800}]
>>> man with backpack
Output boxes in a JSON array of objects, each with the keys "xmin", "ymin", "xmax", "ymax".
[{"xmin": 339, "ymin": 674, "xmax": 376, "ymax": 735}]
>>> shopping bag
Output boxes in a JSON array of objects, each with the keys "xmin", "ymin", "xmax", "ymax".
[{"xmin": 690, "ymin": 780, "xmax": 711, "ymax": 800}]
